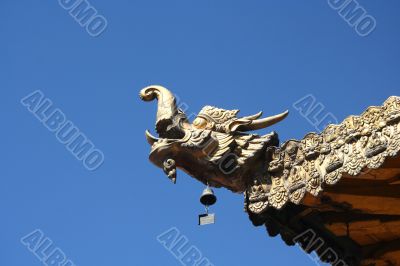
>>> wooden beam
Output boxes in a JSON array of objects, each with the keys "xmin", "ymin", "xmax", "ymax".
[
  {"xmin": 325, "ymin": 220, "xmax": 400, "ymax": 246},
  {"xmin": 322, "ymin": 193, "xmax": 400, "ymax": 216},
  {"xmin": 381, "ymin": 156, "xmax": 400, "ymax": 169},
  {"xmin": 362, "ymin": 238, "xmax": 400, "ymax": 264},
  {"xmin": 340, "ymin": 168, "xmax": 400, "ymax": 181},
  {"xmin": 324, "ymin": 184, "xmax": 400, "ymax": 198}
]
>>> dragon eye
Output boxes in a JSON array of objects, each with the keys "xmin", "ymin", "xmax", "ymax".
[{"xmin": 193, "ymin": 118, "xmax": 207, "ymax": 129}]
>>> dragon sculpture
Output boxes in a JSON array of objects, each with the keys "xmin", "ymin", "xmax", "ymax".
[{"xmin": 140, "ymin": 85, "xmax": 400, "ymax": 266}]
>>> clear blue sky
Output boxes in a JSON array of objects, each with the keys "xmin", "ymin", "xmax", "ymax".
[{"xmin": 1, "ymin": 1, "xmax": 399, "ymax": 265}]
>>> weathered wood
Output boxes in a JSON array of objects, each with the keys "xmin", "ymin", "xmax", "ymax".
[
  {"xmin": 325, "ymin": 182, "xmax": 400, "ymax": 198},
  {"xmin": 326, "ymin": 220, "xmax": 400, "ymax": 245},
  {"xmin": 322, "ymin": 193, "xmax": 400, "ymax": 216}
]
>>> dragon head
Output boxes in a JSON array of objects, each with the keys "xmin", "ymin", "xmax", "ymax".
[{"xmin": 140, "ymin": 85, "xmax": 288, "ymax": 192}]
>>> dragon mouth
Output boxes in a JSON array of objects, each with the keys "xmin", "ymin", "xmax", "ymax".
[
  {"xmin": 145, "ymin": 130, "xmax": 186, "ymax": 150},
  {"xmin": 145, "ymin": 130, "xmax": 191, "ymax": 184}
]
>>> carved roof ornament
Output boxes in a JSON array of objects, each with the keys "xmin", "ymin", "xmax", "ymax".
[
  {"xmin": 193, "ymin": 105, "xmax": 288, "ymax": 134},
  {"xmin": 140, "ymin": 86, "xmax": 400, "ymax": 265}
]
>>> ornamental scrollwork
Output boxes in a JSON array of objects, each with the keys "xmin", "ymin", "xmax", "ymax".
[{"xmin": 247, "ymin": 96, "xmax": 400, "ymax": 214}]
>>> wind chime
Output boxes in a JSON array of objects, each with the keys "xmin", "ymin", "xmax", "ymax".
[{"xmin": 198, "ymin": 183, "xmax": 217, "ymax": 226}]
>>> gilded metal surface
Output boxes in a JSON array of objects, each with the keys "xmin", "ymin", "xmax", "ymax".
[
  {"xmin": 140, "ymin": 86, "xmax": 400, "ymax": 215},
  {"xmin": 140, "ymin": 85, "xmax": 287, "ymax": 192},
  {"xmin": 247, "ymin": 96, "xmax": 400, "ymax": 214}
]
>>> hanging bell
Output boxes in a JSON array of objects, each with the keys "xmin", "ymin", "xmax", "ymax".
[
  {"xmin": 200, "ymin": 187, "xmax": 217, "ymax": 207},
  {"xmin": 198, "ymin": 186, "xmax": 217, "ymax": 225}
]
